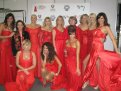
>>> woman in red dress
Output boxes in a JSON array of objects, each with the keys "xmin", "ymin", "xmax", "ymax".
[
  {"xmin": 26, "ymin": 14, "xmax": 41, "ymax": 77},
  {"xmin": 40, "ymin": 42, "xmax": 62, "ymax": 90},
  {"xmin": 78, "ymin": 14, "xmax": 89, "ymax": 74},
  {"xmin": 52, "ymin": 16, "xmax": 67, "ymax": 77},
  {"xmin": 0, "ymin": 13, "xmax": 16, "ymax": 85},
  {"xmin": 82, "ymin": 12, "xmax": 121, "ymax": 91},
  {"xmin": 5, "ymin": 39, "xmax": 36, "ymax": 91},
  {"xmin": 83, "ymin": 13, "xmax": 98, "ymax": 88},
  {"xmin": 64, "ymin": 25, "xmax": 82, "ymax": 91},
  {"xmin": 16, "ymin": 39, "xmax": 36, "ymax": 91},
  {"xmin": 39, "ymin": 17, "xmax": 53, "ymax": 48}
]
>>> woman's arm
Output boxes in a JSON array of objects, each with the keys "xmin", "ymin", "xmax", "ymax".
[
  {"xmin": 106, "ymin": 26, "xmax": 119, "ymax": 53},
  {"xmin": 76, "ymin": 40, "xmax": 81, "ymax": 76},
  {"xmin": 16, "ymin": 51, "xmax": 29, "ymax": 74},
  {"xmin": 25, "ymin": 52, "xmax": 36, "ymax": 71},
  {"xmin": 55, "ymin": 55, "xmax": 62, "ymax": 76}
]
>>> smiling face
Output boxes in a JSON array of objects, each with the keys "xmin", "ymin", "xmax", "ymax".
[
  {"xmin": 69, "ymin": 32, "xmax": 76, "ymax": 40},
  {"xmin": 45, "ymin": 18, "xmax": 51, "ymax": 26},
  {"xmin": 22, "ymin": 40, "xmax": 31, "ymax": 51},
  {"xmin": 17, "ymin": 22, "xmax": 24, "ymax": 32},
  {"xmin": 89, "ymin": 14, "xmax": 96, "ymax": 23},
  {"xmin": 80, "ymin": 14, "xmax": 89, "ymax": 24},
  {"xmin": 56, "ymin": 16, "xmax": 64, "ymax": 26},
  {"xmin": 7, "ymin": 16, "xmax": 14, "ymax": 24},
  {"xmin": 43, "ymin": 45, "xmax": 49, "ymax": 55},
  {"xmin": 31, "ymin": 15, "xmax": 37, "ymax": 24},
  {"xmin": 98, "ymin": 16, "xmax": 105, "ymax": 26}
]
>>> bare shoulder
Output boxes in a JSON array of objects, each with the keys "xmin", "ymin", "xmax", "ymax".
[
  {"xmin": 0, "ymin": 23, "xmax": 5, "ymax": 29},
  {"xmin": 16, "ymin": 51, "xmax": 21, "ymax": 55}
]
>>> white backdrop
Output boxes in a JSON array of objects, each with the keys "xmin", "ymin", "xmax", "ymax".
[{"xmin": 31, "ymin": 3, "xmax": 90, "ymax": 26}]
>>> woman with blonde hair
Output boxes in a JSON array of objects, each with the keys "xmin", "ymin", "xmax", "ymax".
[
  {"xmin": 39, "ymin": 17, "xmax": 53, "ymax": 48},
  {"xmin": 26, "ymin": 14, "xmax": 41, "ymax": 78}
]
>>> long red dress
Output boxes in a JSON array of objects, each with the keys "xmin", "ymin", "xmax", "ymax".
[
  {"xmin": 77, "ymin": 28, "xmax": 89, "ymax": 74},
  {"xmin": 26, "ymin": 27, "xmax": 41, "ymax": 77},
  {"xmin": 53, "ymin": 27, "xmax": 67, "ymax": 75},
  {"xmin": 39, "ymin": 29, "xmax": 52, "ymax": 47},
  {"xmin": 83, "ymin": 28, "xmax": 121, "ymax": 91},
  {"xmin": 5, "ymin": 51, "xmax": 35, "ymax": 91},
  {"xmin": 51, "ymin": 27, "xmax": 68, "ymax": 89},
  {"xmin": 65, "ymin": 46, "xmax": 82, "ymax": 91},
  {"xmin": 109, "ymin": 62, "xmax": 121, "ymax": 91},
  {"xmin": 16, "ymin": 51, "xmax": 35, "ymax": 91},
  {"xmin": 87, "ymin": 29, "xmax": 98, "ymax": 87},
  {"xmin": 0, "ymin": 30, "xmax": 16, "ymax": 85}
]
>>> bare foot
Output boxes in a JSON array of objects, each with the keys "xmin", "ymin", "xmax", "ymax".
[
  {"xmin": 82, "ymin": 81, "xmax": 88, "ymax": 89},
  {"xmin": 94, "ymin": 85, "xmax": 98, "ymax": 90}
]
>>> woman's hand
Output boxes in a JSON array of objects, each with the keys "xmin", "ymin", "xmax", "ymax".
[
  {"xmin": 76, "ymin": 68, "xmax": 81, "ymax": 76},
  {"xmin": 9, "ymin": 32, "xmax": 14, "ymax": 37},
  {"xmin": 24, "ymin": 70, "xmax": 30, "ymax": 75}
]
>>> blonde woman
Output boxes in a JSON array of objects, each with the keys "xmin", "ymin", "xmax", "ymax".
[{"xmin": 39, "ymin": 17, "xmax": 53, "ymax": 48}]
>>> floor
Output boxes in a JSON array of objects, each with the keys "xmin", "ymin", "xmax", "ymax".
[{"xmin": 0, "ymin": 79, "xmax": 100, "ymax": 91}]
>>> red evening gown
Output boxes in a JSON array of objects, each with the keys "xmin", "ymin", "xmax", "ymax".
[
  {"xmin": 0, "ymin": 30, "xmax": 16, "ymax": 85},
  {"xmin": 53, "ymin": 27, "xmax": 67, "ymax": 75},
  {"xmin": 26, "ymin": 27, "xmax": 41, "ymax": 77},
  {"xmin": 52, "ymin": 27, "xmax": 68, "ymax": 89},
  {"xmin": 65, "ymin": 46, "xmax": 82, "ymax": 91},
  {"xmin": 5, "ymin": 51, "xmax": 35, "ymax": 91},
  {"xmin": 87, "ymin": 29, "xmax": 98, "ymax": 87},
  {"xmin": 83, "ymin": 28, "xmax": 121, "ymax": 91},
  {"xmin": 39, "ymin": 29, "xmax": 52, "ymax": 48},
  {"xmin": 77, "ymin": 28, "xmax": 89, "ymax": 74}
]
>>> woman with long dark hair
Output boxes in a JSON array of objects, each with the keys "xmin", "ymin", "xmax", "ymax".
[
  {"xmin": 11, "ymin": 20, "xmax": 30, "ymax": 56},
  {"xmin": 0, "ymin": 13, "xmax": 16, "ymax": 84},
  {"xmin": 41, "ymin": 42, "xmax": 64, "ymax": 90},
  {"xmin": 82, "ymin": 12, "xmax": 121, "ymax": 91}
]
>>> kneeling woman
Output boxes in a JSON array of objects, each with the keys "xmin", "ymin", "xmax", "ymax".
[
  {"xmin": 41, "ymin": 42, "xmax": 62, "ymax": 88},
  {"xmin": 5, "ymin": 39, "xmax": 36, "ymax": 91},
  {"xmin": 16, "ymin": 39, "xmax": 36, "ymax": 91}
]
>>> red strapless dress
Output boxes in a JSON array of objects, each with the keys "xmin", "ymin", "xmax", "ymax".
[
  {"xmin": 0, "ymin": 30, "xmax": 16, "ymax": 85},
  {"xmin": 26, "ymin": 27, "xmax": 41, "ymax": 77},
  {"xmin": 65, "ymin": 46, "xmax": 82, "ymax": 91},
  {"xmin": 83, "ymin": 28, "xmax": 121, "ymax": 91},
  {"xmin": 39, "ymin": 29, "xmax": 52, "ymax": 48},
  {"xmin": 5, "ymin": 51, "xmax": 35, "ymax": 91}
]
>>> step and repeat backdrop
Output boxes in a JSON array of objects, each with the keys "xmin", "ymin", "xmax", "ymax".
[{"xmin": 31, "ymin": 3, "xmax": 90, "ymax": 26}]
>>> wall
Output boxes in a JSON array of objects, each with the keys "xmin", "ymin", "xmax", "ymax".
[{"xmin": 0, "ymin": 0, "xmax": 119, "ymax": 51}]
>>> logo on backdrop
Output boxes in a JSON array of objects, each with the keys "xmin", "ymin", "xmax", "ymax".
[{"xmin": 64, "ymin": 5, "xmax": 70, "ymax": 11}]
